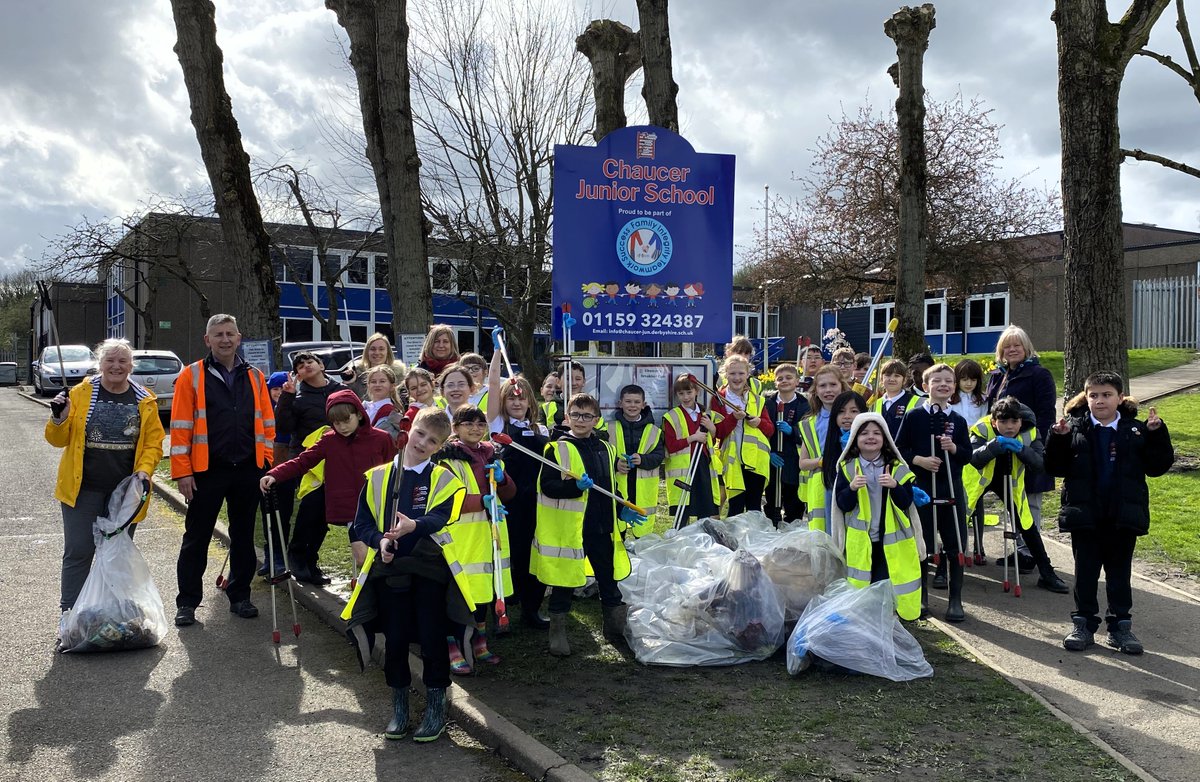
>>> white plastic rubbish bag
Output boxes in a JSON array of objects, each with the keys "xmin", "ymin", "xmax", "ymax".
[
  {"xmin": 786, "ymin": 579, "xmax": 933, "ymax": 681},
  {"xmin": 735, "ymin": 519, "xmax": 846, "ymax": 621},
  {"xmin": 621, "ymin": 533, "xmax": 787, "ymax": 666},
  {"xmin": 59, "ymin": 477, "xmax": 167, "ymax": 653}
]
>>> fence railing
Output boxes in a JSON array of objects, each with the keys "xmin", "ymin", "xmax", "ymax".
[{"xmin": 1131, "ymin": 274, "xmax": 1198, "ymax": 350}]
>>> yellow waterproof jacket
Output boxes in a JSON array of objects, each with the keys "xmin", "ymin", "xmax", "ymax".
[{"xmin": 45, "ymin": 377, "xmax": 165, "ymax": 521}]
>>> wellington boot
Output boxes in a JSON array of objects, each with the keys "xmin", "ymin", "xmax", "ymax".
[
  {"xmin": 472, "ymin": 622, "xmax": 500, "ymax": 665},
  {"xmin": 919, "ymin": 563, "xmax": 930, "ymax": 619},
  {"xmin": 548, "ymin": 612, "xmax": 571, "ymax": 657},
  {"xmin": 384, "ymin": 687, "xmax": 409, "ymax": 740},
  {"xmin": 602, "ymin": 604, "xmax": 629, "ymax": 642},
  {"xmin": 932, "ymin": 558, "xmax": 948, "ymax": 590},
  {"xmin": 412, "ymin": 687, "xmax": 447, "ymax": 743},
  {"xmin": 945, "ymin": 561, "xmax": 966, "ymax": 623},
  {"xmin": 447, "ymin": 636, "xmax": 472, "ymax": 676}
]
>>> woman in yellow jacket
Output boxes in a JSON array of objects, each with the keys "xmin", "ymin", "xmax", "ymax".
[{"xmin": 45, "ymin": 339, "xmax": 164, "ymax": 616}]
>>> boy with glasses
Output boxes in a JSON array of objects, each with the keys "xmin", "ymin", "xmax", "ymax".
[{"xmin": 533, "ymin": 393, "xmax": 644, "ymax": 655}]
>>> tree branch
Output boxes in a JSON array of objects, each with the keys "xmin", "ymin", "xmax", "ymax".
[{"xmin": 1121, "ymin": 146, "xmax": 1200, "ymax": 178}]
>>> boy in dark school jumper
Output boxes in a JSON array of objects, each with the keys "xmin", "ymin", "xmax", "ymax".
[
  {"xmin": 763, "ymin": 362, "xmax": 811, "ymax": 525},
  {"xmin": 1045, "ymin": 371, "xmax": 1174, "ymax": 655}
]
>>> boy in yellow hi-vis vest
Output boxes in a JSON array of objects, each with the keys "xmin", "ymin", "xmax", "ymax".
[
  {"xmin": 534, "ymin": 393, "xmax": 645, "ymax": 657},
  {"xmin": 608, "ymin": 384, "xmax": 664, "ymax": 538},
  {"xmin": 348, "ymin": 407, "xmax": 468, "ymax": 743}
]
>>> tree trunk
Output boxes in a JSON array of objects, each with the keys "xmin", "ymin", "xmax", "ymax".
[
  {"xmin": 1054, "ymin": 0, "xmax": 1170, "ymax": 396},
  {"xmin": 884, "ymin": 4, "xmax": 935, "ymax": 361},
  {"xmin": 636, "ymin": 0, "xmax": 679, "ymax": 132},
  {"xmin": 327, "ymin": 0, "xmax": 431, "ymax": 336},
  {"xmin": 576, "ymin": 20, "xmax": 642, "ymax": 142},
  {"xmin": 170, "ymin": 0, "xmax": 280, "ymax": 350}
]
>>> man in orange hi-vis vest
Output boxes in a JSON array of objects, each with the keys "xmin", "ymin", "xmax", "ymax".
[{"xmin": 171, "ymin": 314, "xmax": 275, "ymax": 627}]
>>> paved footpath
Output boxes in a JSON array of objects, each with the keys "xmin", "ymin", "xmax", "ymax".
[
  {"xmin": 935, "ymin": 358, "xmax": 1200, "ymax": 782},
  {"xmin": 0, "ymin": 390, "xmax": 524, "ymax": 782}
]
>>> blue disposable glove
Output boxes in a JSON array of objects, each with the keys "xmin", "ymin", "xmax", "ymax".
[
  {"xmin": 485, "ymin": 460, "xmax": 505, "ymax": 484},
  {"xmin": 776, "ymin": 420, "xmax": 793, "ymax": 435},
  {"xmin": 912, "ymin": 486, "xmax": 931, "ymax": 507},
  {"xmin": 619, "ymin": 506, "xmax": 648, "ymax": 526},
  {"xmin": 490, "ymin": 326, "xmax": 504, "ymax": 351},
  {"xmin": 575, "ymin": 474, "xmax": 594, "ymax": 491},
  {"xmin": 563, "ymin": 314, "xmax": 577, "ymax": 330},
  {"xmin": 769, "ymin": 452, "xmax": 785, "ymax": 469},
  {"xmin": 996, "ymin": 436, "xmax": 1023, "ymax": 453},
  {"xmin": 483, "ymin": 495, "xmax": 507, "ymax": 517}
]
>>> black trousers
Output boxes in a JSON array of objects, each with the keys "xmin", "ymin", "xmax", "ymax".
[
  {"xmin": 287, "ymin": 487, "xmax": 328, "ymax": 568},
  {"xmin": 380, "ymin": 579, "xmax": 451, "ymax": 689},
  {"xmin": 727, "ymin": 468, "xmax": 766, "ymax": 516},
  {"xmin": 762, "ymin": 478, "xmax": 805, "ymax": 526},
  {"xmin": 506, "ymin": 497, "xmax": 544, "ymax": 615},
  {"xmin": 917, "ymin": 495, "xmax": 969, "ymax": 559},
  {"xmin": 548, "ymin": 530, "xmax": 623, "ymax": 613},
  {"xmin": 1071, "ymin": 527, "xmax": 1138, "ymax": 632},
  {"xmin": 176, "ymin": 460, "xmax": 264, "ymax": 607}
]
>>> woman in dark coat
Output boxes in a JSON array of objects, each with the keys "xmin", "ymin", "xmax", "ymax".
[{"xmin": 983, "ymin": 325, "xmax": 1057, "ymax": 567}]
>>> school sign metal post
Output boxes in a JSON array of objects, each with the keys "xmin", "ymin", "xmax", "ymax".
[{"xmin": 552, "ymin": 126, "xmax": 735, "ymax": 344}]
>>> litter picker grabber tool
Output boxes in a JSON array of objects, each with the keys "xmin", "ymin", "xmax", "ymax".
[
  {"xmin": 687, "ymin": 375, "xmax": 743, "ymax": 413},
  {"xmin": 672, "ymin": 442, "xmax": 703, "ymax": 531},
  {"xmin": 215, "ymin": 550, "xmax": 230, "ymax": 590},
  {"xmin": 491, "ymin": 432, "xmax": 649, "ymax": 517},
  {"xmin": 487, "ymin": 466, "xmax": 509, "ymax": 632},
  {"xmin": 773, "ymin": 396, "xmax": 784, "ymax": 521},
  {"xmin": 971, "ymin": 508, "xmax": 987, "ymax": 566},
  {"xmin": 862, "ymin": 318, "xmax": 899, "ymax": 391},
  {"xmin": 1002, "ymin": 474, "xmax": 1022, "ymax": 597},
  {"xmin": 264, "ymin": 488, "xmax": 301, "ymax": 643},
  {"xmin": 35, "ymin": 281, "xmax": 68, "ymax": 396},
  {"xmin": 492, "ymin": 327, "xmax": 516, "ymax": 379},
  {"xmin": 796, "ymin": 337, "xmax": 813, "ymax": 391},
  {"xmin": 342, "ymin": 452, "xmax": 405, "ymax": 621},
  {"xmin": 928, "ymin": 405, "xmax": 965, "ymax": 567}
]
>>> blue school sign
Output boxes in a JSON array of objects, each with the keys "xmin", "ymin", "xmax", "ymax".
[{"xmin": 552, "ymin": 126, "xmax": 734, "ymax": 344}]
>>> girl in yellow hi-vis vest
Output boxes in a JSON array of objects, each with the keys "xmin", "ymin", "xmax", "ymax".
[
  {"xmin": 829, "ymin": 412, "xmax": 928, "ymax": 621},
  {"xmin": 798, "ymin": 366, "xmax": 851, "ymax": 533},
  {"xmin": 711, "ymin": 354, "xmax": 775, "ymax": 515}
]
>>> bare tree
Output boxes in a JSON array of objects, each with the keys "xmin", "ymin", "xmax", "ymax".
[
  {"xmin": 38, "ymin": 198, "xmax": 222, "ymax": 347},
  {"xmin": 169, "ymin": 0, "xmax": 280, "ymax": 348},
  {"xmin": 326, "ymin": 0, "xmax": 432, "ymax": 336},
  {"xmin": 885, "ymin": 4, "xmax": 936, "ymax": 360},
  {"xmin": 636, "ymin": 0, "xmax": 679, "ymax": 132},
  {"xmin": 1124, "ymin": 0, "xmax": 1200, "ymax": 178},
  {"xmin": 1054, "ymin": 0, "xmax": 1171, "ymax": 396},
  {"xmin": 749, "ymin": 95, "xmax": 1060, "ymax": 309},
  {"xmin": 577, "ymin": 20, "xmax": 642, "ymax": 142}
]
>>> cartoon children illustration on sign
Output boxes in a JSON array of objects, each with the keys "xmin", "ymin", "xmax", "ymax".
[
  {"xmin": 644, "ymin": 282, "xmax": 662, "ymax": 308},
  {"xmin": 581, "ymin": 281, "xmax": 604, "ymax": 308},
  {"xmin": 664, "ymin": 283, "xmax": 681, "ymax": 307},
  {"xmin": 603, "ymin": 282, "xmax": 621, "ymax": 306},
  {"xmin": 684, "ymin": 282, "xmax": 704, "ymax": 307},
  {"xmin": 623, "ymin": 282, "xmax": 642, "ymax": 306}
]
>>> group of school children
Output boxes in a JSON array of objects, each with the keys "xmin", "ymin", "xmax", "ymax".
[{"xmin": 255, "ymin": 321, "xmax": 1173, "ymax": 741}]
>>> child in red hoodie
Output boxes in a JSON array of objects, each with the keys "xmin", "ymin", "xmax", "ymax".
[{"xmin": 261, "ymin": 389, "xmax": 396, "ymax": 577}]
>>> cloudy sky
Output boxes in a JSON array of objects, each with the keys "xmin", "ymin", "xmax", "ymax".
[{"xmin": 2, "ymin": 0, "xmax": 1198, "ymax": 277}]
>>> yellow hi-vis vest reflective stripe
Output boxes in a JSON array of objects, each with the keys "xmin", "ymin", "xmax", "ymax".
[
  {"xmin": 441, "ymin": 457, "xmax": 512, "ymax": 604},
  {"xmin": 296, "ymin": 425, "xmax": 329, "ymax": 500},
  {"xmin": 363, "ymin": 459, "xmax": 473, "ymax": 607},
  {"xmin": 839, "ymin": 459, "xmax": 923, "ymax": 621},
  {"xmin": 713, "ymin": 389, "xmax": 771, "ymax": 496},
  {"xmin": 799, "ymin": 416, "xmax": 828, "ymax": 531},
  {"xmin": 608, "ymin": 419, "xmax": 662, "ymax": 537},
  {"xmin": 963, "ymin": 420, "xmax": 1036, "ymax": 531},
  {"xmin": 662, "ymin": 407, "xmax": 720, "ymax": 510},
  {"xmin": 532, "ymin": 438, "xmax": 632, "ymax": 588}
]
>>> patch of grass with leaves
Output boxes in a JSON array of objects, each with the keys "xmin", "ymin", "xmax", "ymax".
[
  {"xmin": 941, "ymin": 348, "xmax": 1194, "ymax": 397},
  {"xmin": 464, "ymin": 600, "xmax": 1135, "ymax": 782}
]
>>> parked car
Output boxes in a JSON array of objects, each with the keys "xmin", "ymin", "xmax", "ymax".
[
  {"xmin": 281, "ymin": 341, "xmax": 366, "ymax": 380},
  {"xmin": 33, "ymin": 345, "xmax": 97, "ymax": 396},
  {"xmin": 130, "ymin": 350, "xmax": 184, "ymax": 411}
]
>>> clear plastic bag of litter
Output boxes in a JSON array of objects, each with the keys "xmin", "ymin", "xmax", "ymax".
[
  {"xmin": 59, "ymin": 477, "xmax": 167, "ymax": 653},
  {"xmin": 732, "ymin": 516, "xmax": 846, "ymax": 621},
  {"xmin": 786, "ymin": 579, "xmax": 932, "ymax": 681},
  {"xmin": 621, "ymin": 532, "xmax": 786, "ymax": 666}
]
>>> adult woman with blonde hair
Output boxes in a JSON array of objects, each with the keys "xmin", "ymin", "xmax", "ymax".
[
  {"xmin": 45, "ymin": 338, "xmax": 164, "ymax": 635},
  {"xmin": 340, "ymin": 332, "xmax": 406, "ymax": 398},
  {"xmin": 983, "ymin": 324, "xmax": 1057, "ymax": 570}
]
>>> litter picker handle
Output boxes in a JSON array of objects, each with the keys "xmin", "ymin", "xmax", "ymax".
[
  {"xmin": 862, "ymin": 318, "xmax": 899, "ymax": 389},
  {"xmin": 491, "ymin": 432, "xmax": 648, "ymax": 516},
  {"xmin": 341, "ymin": 549, "xmax": 376, "ymax": 621},
  {"xmin": 683, "ymin": 373, "xmax": 744, "ymax": 413}
]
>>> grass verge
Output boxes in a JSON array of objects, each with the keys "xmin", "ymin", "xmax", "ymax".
[
  {"xmin": 465, "ymin": 600, "xmax": 1136, "ymax": 782},
  {"xmin": 941, "ymin": 348, "xmax": 1195, "ymax": 397}
]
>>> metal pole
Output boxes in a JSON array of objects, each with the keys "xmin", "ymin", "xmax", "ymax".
[{"xmin": 763, "ymin": 184, "xmax": 770, "ymax": 373}]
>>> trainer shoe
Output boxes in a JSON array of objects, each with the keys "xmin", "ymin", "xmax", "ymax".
[
  {"xmin": 174, "ymin": 606, "xmax": 197, "ymax": 627},
  {"xmin": 1063, "ymin": 616, "xmax": 1094, "ymax": 651},
  {"xmin": 1107, "ymin": 620, "xmax": 1144, "ymax": 655},
  {"xmin": 229, "ymin": 600, "xmax": 259, "ymax": 619}
]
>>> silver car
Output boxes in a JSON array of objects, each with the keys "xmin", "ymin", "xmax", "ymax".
[
  {"xmin": 130, "ymin": 350, "xmax": 184, "ymax": 410},
  {"xmin": 33, "ymin": 345, "xmax": 96, "ymax": 396}
]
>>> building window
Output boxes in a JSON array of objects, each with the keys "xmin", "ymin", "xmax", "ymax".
[
  {"xmin": 346, "ymin": 254, "xmax": 368, "ymax": 286},
  {"xmin": 430, "ymin": 258, "xmax": 456, "ymax": 294},
  {"xmin": 871, "ymin": 303, "xmax": 895, "ymax": 336},
  {"xmin": 283, "ymin": 318, "xmax": 313, "ymax": 343},
  {"xmin": 967, "ymin": 293, "xmax": 1009, "ymax": 330},
  {"xmin": 374, "ymin": 255, "xmax": 388, "ymax": 289},
  {"xmin": 349, "ymin": 324, "xmax": 369, "ymax": 343},
  {"xmin": 926, "ymin": 299, "xmax": 945, "ymax": 332},
  {"xmin": 282, "ymin": 246, "xmax": 314, "ymax": 284}
]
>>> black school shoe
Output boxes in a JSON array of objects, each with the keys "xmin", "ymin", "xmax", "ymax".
[
  {"xmin": 1107, "ymin": 620, "xmax": 1144, "ymax": 655},
  {"xmin": 229, "ymin": 600, "xmax": 259, "ymax": 619},
  {"xmin": 995, "ymin": 553, "xmax": 1036, "ymax": 574},
  {"xmin": 175, "ymin": 606, "xmax": 197, "ymax": 627}
]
